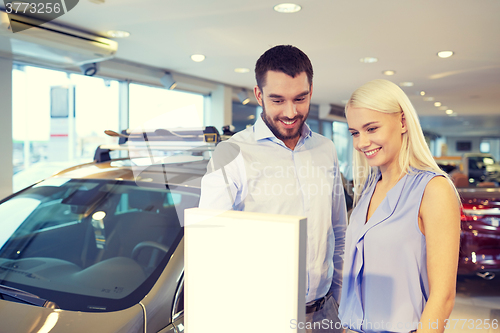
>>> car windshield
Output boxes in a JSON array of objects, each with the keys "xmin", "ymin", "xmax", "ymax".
[{"xmin": 0, "ymin": 178, "xmax": 198, "ymax": 312}]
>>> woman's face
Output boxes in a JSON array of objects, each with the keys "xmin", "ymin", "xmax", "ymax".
[{"xmin": 346, "ymin": 107, "xmax": 406, "ymax": 172}]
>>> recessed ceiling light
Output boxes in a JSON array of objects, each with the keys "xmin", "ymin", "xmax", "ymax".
[
  {"xmin": 399, "ymin": 82, "xmax": 414, "ymax": 87},
  {"xmin": 434, "ymin": 102, "xmax": 442, "ymax": 107},
  {"xmin": 273, "ymin": 3, "xmax": 302, "ymax": 13},
  {"xmin": 382, "ymin": 70, "xmax": 395, "ymax": 75},
  {"xmin": 423, "ymin": 96, "xmax": 435, "ymax": 102},
  {"xmin": 439, "ymin": 106, "xmax": 448, "ymax": 110},
  {"xmin": 420, "ymin": 91, "xmax": 426, "ymax": 96},
  {"xmin": 360, "ymin": 57, "xmax": 378, "ymax": 63},
  {"xmin": 234, "ymin": 68, "xmax": 250, "ymax": 73},
  {"xmin": 191, "ymin": 54, "xmax": 205, "ymax": 62},
  {"xmin": 437, "ymin": 51, "xmax": 454, "ymax": 58},
  {"xmin": 106, "ymin": 30, "xmax": 130, "ymax": 38},
  {"xmin": 445, "ymin": 109, "xmax": 453, "ymax": 115}
]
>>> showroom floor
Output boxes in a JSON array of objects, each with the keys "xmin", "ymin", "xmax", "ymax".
[{"xmin": 446, "ymin": 276, "xmax": 500, "ymax": 332}]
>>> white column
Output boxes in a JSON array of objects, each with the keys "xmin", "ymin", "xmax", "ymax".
[
  {"xmin": 206, "ymin": 84, "xmax": 232, "ymax": 134},
  {"xmin": 118, "ymin": 81, "xmax": 129, "ymax": 132},
  {"xmin": 0, "ymin": 51, "xmax": 13, "ymax": 198}
]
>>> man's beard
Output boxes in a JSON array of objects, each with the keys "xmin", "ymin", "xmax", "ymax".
[{"xmin": 261, "ymin": 102, "xmax": 310, "ymax": 142}]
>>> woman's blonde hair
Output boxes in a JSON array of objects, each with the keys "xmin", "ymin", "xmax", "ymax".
[{"xmin": 346, "ymin": 79, "xmax": 456, "ymax": 204}]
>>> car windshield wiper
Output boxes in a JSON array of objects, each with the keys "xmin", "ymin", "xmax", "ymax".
[{"xmin": 0, "ymin": 284, "xmax": 59, "ymax": 308}]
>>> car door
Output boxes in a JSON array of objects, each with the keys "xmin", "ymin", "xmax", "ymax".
[{"xmin": 158, "ymin": 274, "xmax": 184, "ymax": 333}]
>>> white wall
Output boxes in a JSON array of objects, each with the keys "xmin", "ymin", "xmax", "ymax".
[
  {"xmin": 0, "ymin": 50, "xmax": 13, "ymax": 199},
  {"xmin": 445, "ymin": 136, "xmax": 482, "ymax": 156}
]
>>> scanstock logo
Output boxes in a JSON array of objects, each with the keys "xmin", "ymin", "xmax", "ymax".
[{"xmin": 3, "ymin": 0, "xmax": 79, "ymax": 32}]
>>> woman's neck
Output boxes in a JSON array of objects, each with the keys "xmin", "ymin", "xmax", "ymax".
[{"xmin": 378, "ymin": 162, "xmax": 405, "ymax": 188}]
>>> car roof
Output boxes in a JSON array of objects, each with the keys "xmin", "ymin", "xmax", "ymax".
[
  {"xmin": 46, "ymin": 127, "xmax": 224, "ymax": 188},
  {"xmin": 51, "ymin": 157, "xmax": 209, "ymax": 189}
]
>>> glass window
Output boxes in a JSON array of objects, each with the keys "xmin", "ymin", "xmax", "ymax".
[
  {"xmin": 129, "ymin": 83, "xmax": 204, "ymax": 131},
  {"xmin": 232, "ymin": 102, "xmax": 258, "ymax": 132},
  {"xmin": 306, "ymin": 119, "xmax": 319, "ymax": 134},
  {"xmin": 332, "ymin": 121, "xmax": 350, "ymax": 175},
  {"xmin": 480, "ymin": 141, "xmax": 490, "ymax": 153},
  {"xmin": 322, "ymin": 121, "xmax": 333, "ymax": 141},
  {"xmin": 12, "ymin": 65, "xmax": 120, "ymax": 192}
]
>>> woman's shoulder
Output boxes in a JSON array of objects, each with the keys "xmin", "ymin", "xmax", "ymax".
[
  {"xmin": 407, "ymin": 168, "xmax": 446, "ymax": 184},
  {"xmin": 419, "ymin": 172, "xmax": 458, "ymax": 213}
]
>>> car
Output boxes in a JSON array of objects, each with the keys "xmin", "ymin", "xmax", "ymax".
[
  {"xmin": 463, "ymin": 153, "xmax": 500, "ymax": 185},
  {"xmin": 0, "ymin": 127, "xmax": 220, "ymax": 333},
  {"xmin": 435, "ymin": 157, "xmax": 500, "ymax": 280},
  {"xmin": 459, "ymin": 187, "xmax": 500, "ymax": 279},
  {"xmin": 435, "ymin": 153, "xmax": 500, "ymax": 187}
]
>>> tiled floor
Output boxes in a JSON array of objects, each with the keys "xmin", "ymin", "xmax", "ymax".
[{"xmin": 446, "ymin": 276, "xmax": 500, "ymax": 333}]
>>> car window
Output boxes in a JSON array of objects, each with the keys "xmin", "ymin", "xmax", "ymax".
[{"xmin": 0, "ymin": 178, "xmax": 197, "ymax": 312}]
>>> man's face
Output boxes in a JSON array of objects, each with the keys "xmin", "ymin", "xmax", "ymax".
[{"xmin": 254, "ymin": 71, "xmax": 312, "ymax": 149}]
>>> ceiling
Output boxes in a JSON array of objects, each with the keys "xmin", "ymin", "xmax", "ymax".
[{"xmin": 35, "ymin": 0, "xmax": 500, "ymax": 136}]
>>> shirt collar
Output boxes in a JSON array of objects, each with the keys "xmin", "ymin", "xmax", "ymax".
[{"xmin": 254, "ymin": 113, "xmax": 313, "ymax": 143}]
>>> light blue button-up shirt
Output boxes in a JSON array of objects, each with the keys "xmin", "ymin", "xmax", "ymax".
[{"xmin": 199, "ymin": 116, "xmax": 347, "ymax": 303}]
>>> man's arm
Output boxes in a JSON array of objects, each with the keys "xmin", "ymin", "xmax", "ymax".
[{"xmin": 330, "ymin": 153, "xmax": 348, "ymax": 303}]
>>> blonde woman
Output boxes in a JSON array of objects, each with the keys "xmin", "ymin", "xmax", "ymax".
[{"xmin": 338, "ymin": 79, "xmax": 460, "ymax": 333}]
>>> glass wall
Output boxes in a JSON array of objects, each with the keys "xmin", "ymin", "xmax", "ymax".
[
  {"xmin": 332, "ymin": 121, "xmax": 351, "ymax": 179},
  {"xmin": 12, "ymin": 66, "xmax": 206, "ymax": 193},
  {"xmin": 12, "ymin": 65, "xmax": 119, "ymax": 192},
  {"xmin": 129, "ymin": 83, "xmax": 204, "ymax": 131},
  {"xmin": 231, "ymin": 102, "xmax": 259, "ymax": 132}
]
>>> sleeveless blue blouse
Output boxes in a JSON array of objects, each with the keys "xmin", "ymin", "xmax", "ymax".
[{"xmin": 339, "ymin": 170, "xmax": 440, "ymax": 333}]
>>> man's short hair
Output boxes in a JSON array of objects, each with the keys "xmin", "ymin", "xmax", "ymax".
[{"xmin": 255, "ymin": 45, "xmax": 313, "ymax": 90}]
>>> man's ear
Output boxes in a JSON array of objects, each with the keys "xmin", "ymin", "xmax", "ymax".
[{"xmin": 254, "ymin": 85, "xmax": 263, "ymax": 107}]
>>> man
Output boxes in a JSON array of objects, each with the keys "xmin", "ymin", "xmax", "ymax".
[{"xmin": 199, "ymin": 45, "xmax": 347, "ymax": 333}]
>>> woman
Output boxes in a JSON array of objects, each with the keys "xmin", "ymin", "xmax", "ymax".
[{"xmin": 338, "ymin": 79, "xmax": 460, "ymax": 333}]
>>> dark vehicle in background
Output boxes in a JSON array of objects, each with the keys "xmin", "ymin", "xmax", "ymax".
[{"xmin": 464, "ymin": 153, "xmax": 500, "ymax": 185}]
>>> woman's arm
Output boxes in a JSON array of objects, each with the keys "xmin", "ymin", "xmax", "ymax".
[{"xmin": 417, "ymin": 176, "xmax": 461, "ymax": 333}]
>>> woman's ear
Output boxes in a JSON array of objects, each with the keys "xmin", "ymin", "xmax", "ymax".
[{"xmin": 401, "ymin": 112, "xmax": 407, "ymax": 134}]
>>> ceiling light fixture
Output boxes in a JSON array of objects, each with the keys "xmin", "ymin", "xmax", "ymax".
[
  {"xmin": 273, "ymin": 3, "xmax": 302, "ymax": 13},
  {"xmin": 191, "ymin": 54, "xmax": 205, "ymax": 62},
  {"xmin": 360, "ymin": 57, "xmax": 378, "ymax": 63},
  {"xmin": 423, "ymin": 97, "xmax": 435, "ymax": 102},
  {"xmin": 382, "ymin": 70, "xmax": 395, "ymax": 75},
  {"xmin": 446, "ymin": 109, "xmax": 453, "ymax": 115},
  {"xmin": 237, "ymin": 89, "xmax": 251, "ymax": 105},
  {"xmin": 234, "ymin": 68, "xmax": 250, "ymax": 73},
  {"xmin": 420, "ymin": 91, "xmax": 426, "ymax": 96},
  {"xmin": 437, "ymin": 51, "xmax": 454, "ymax": 58},
  {"xmin": 160, "ymin": 72, "xmax": 177, "ymax": 90},
  {"xmin": 399, "ymin": 82, "xmax": 414, "ymax": 87},
  {"xmin": 106, "ymin": 30, "xmax": 130, "ymax": 38},
  {"xmin": 434, "ymin": 102, "xmax": 442, "ymax": 107}
]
